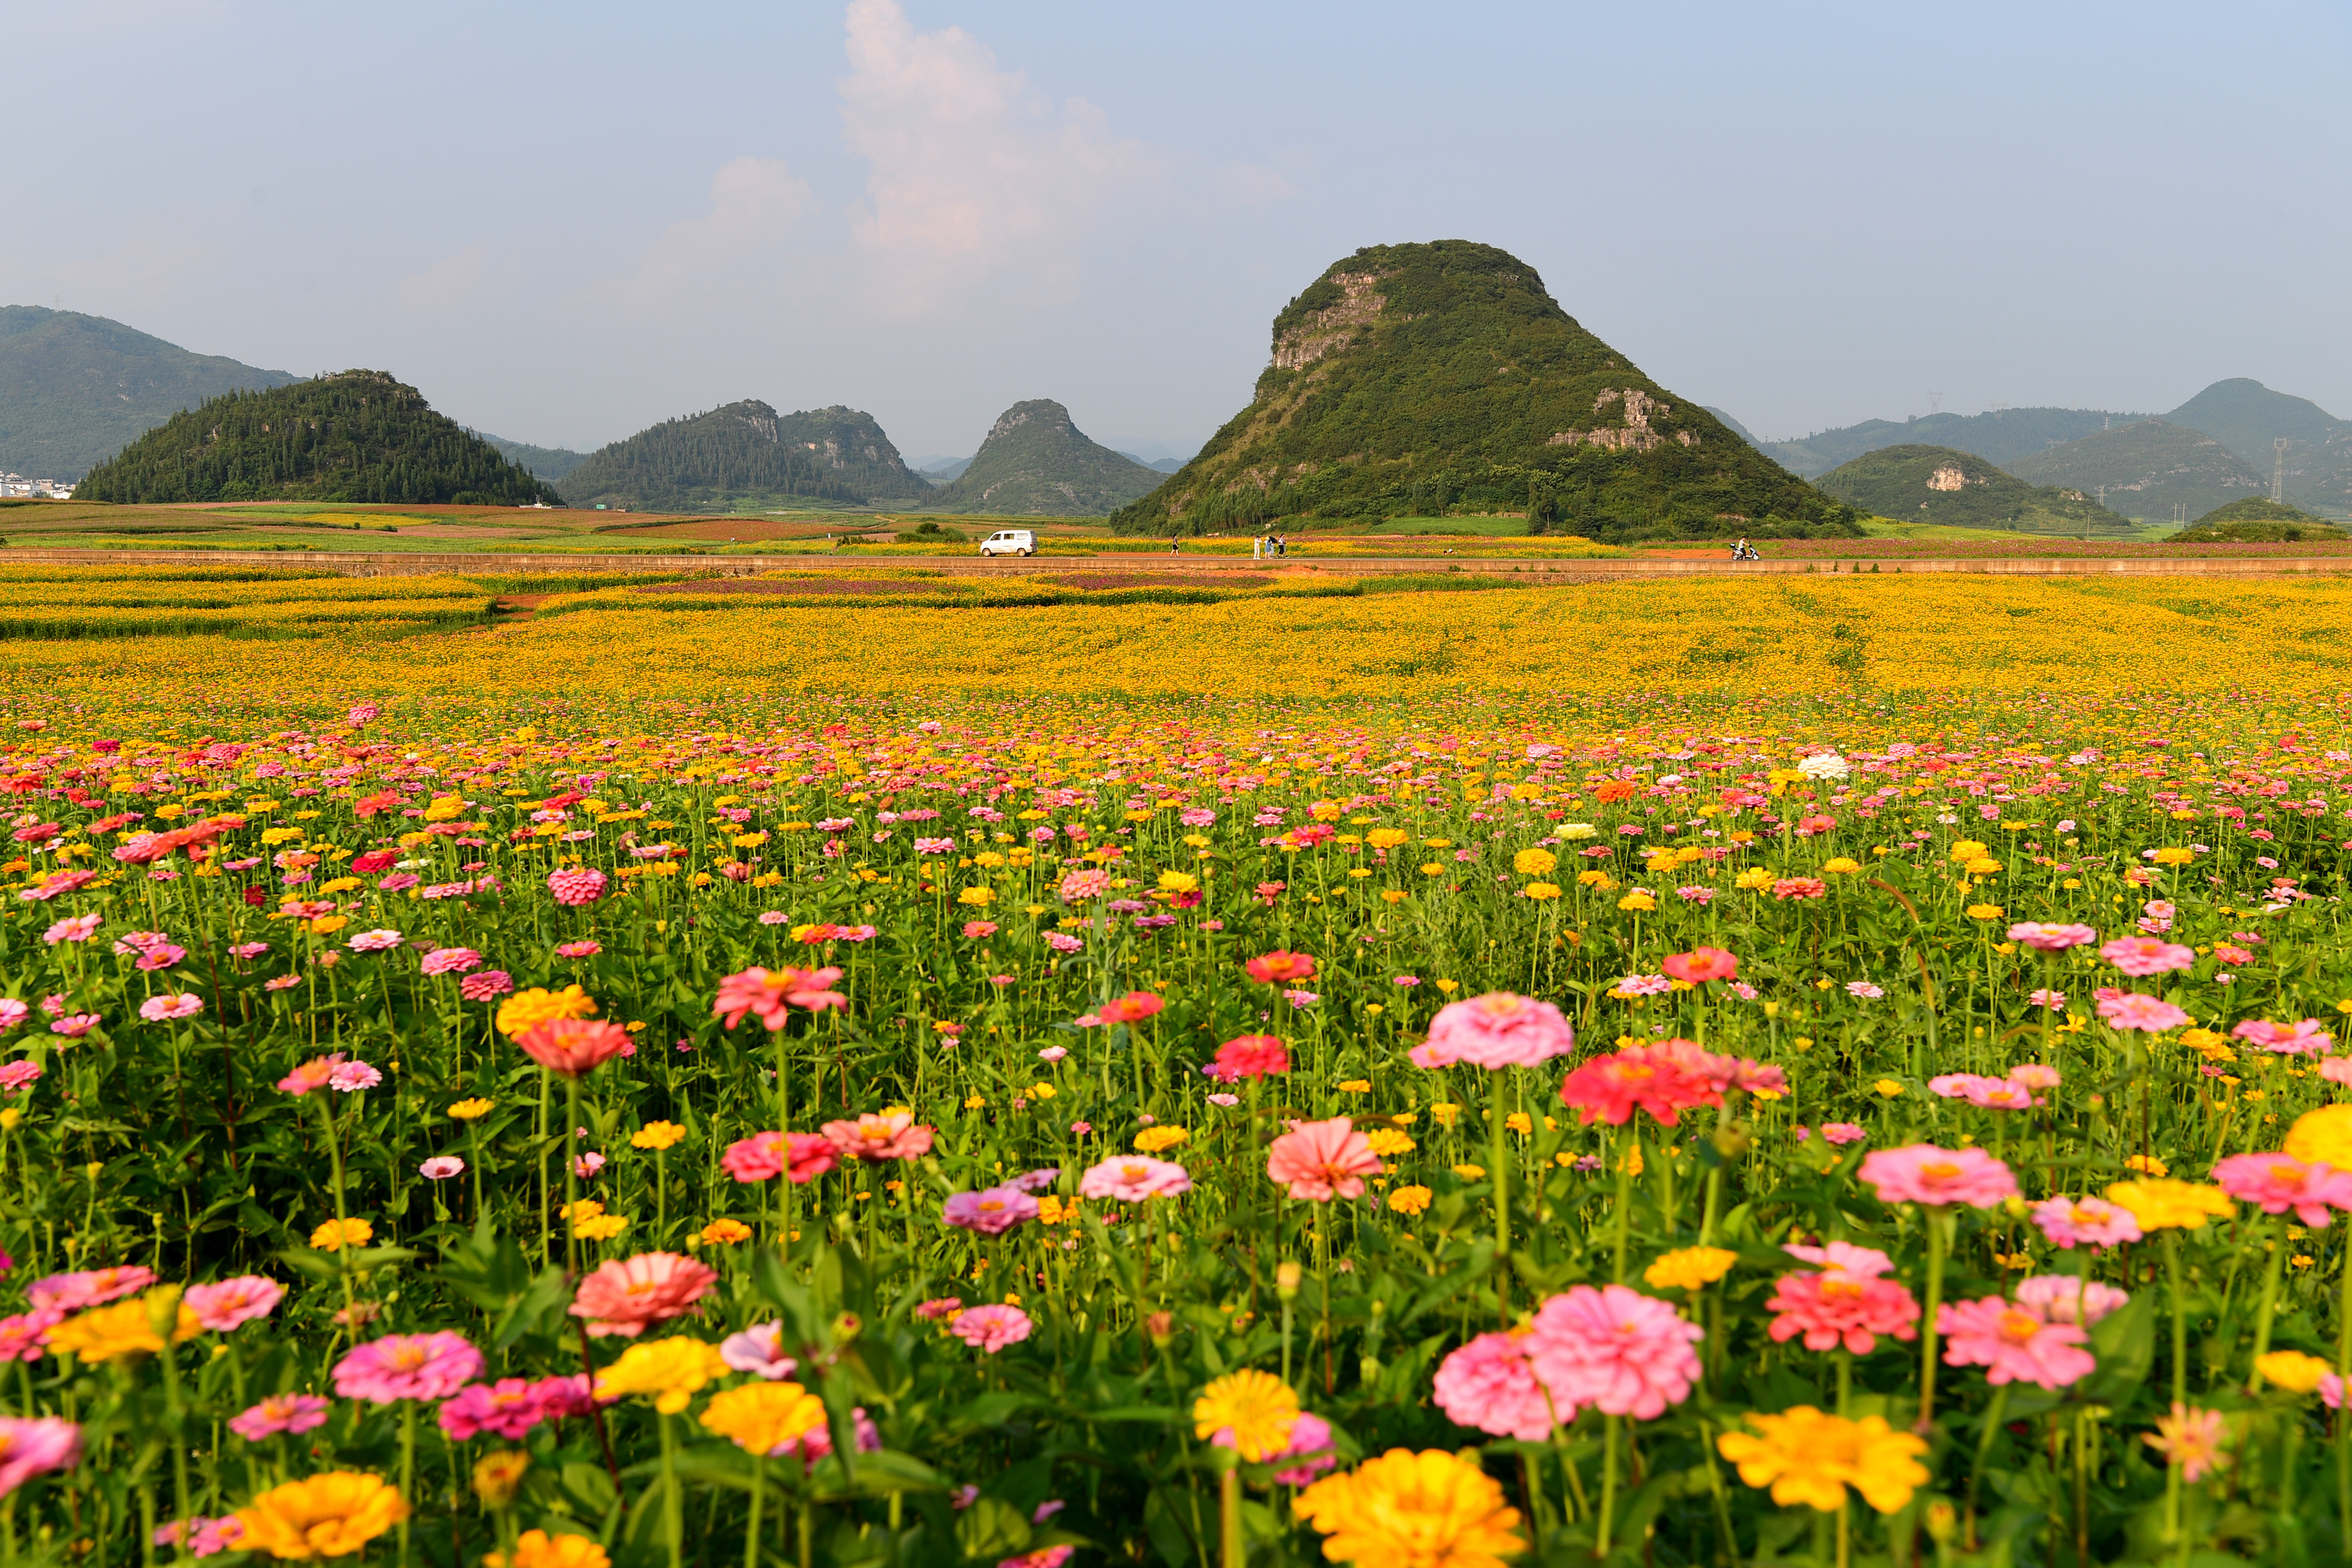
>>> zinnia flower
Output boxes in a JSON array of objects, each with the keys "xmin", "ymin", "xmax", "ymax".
[
  {"xmin": 1192, "ymin": 1369, "xmax": 1300, "ymax": 1461},
  {"xmin": 2030, "ymin": 1195, "xmax": 2143, "ymax": 1250},
  {"xmin": 700, "ymin": 1381, "xmax": 829, "ymax": 1457},
  {"xmin": 1857, "ymin": 1145, "xmax": 2019, "ymax": 1208},
  {"xmin": 949, "ymin": 1304, "xmax": 1033, "ymax": 1353},
  {"xmin": 2107, "ymin": 1179, "xmax": 2234, "ymax": 1232},
  {"xmin": 2008, "ymin": 923, "xmax": 2097, "ymax": 951},
  {"xmin": 568, "ymin": 1253, "xmax": 717, "ymax": 1338},
  {"xmin": 1660, "ymin": 947, "xmax": 1737, "ymax": 983},
  {"xmin": 1410, "ymin": 992, "xmax": 1576, "ymax": 1070},
  {"xmin": 1076, "ymin": 1156, "xmax": 1192, "ymax": 1201},
  {"xmin": 944, "ymin": 1187, "xmax": 1040, "ymax": 1235},
  {"xmin": 514, "ymin": 1018, "xmax": 633, "ymax": 1079},
  {"xmin": 822, "ymin": 1112, "xmax": 934, "ymax": 1163},
  {"xmin": 2096, "ymin": 992, "xmax": 2191, "ymax": 1033},
  {"xmin": 1291, "ymin": 1450, "xmax": 1523, "ymax": 1568},
  {"xmin": 1716, "ymin": 1408, "xmax": 1929, "ymax": 1514},
  {"xmin": 332, "ymin": 1331, "xmax": 485, "ymax": 1404},
  {"xmin": 719, "ymin": 1321, "xmax": 797, "ymax": 1381},
  {"xmin": 1936, "ymin": 1296, "xmax": 2096, "ymax": 1389},
  {"xmin": 2144, "ymin": 1403, "xmax": 2229, "ymax": 1481},
  {"xmin": 485, "ymin": 1530, "xmax": 611, "ymax": 1568},
  {"xmin": 2288, "ymin": 1105, "xmax": 2352, "ymax": 1167},
  {"xmin": 2013, "ymin": 1276, "xmax": 2130, "ymax": 1326},
  {"xmin": 0, "ymin": 1416, "xmax": 82, "ymax": 1498},
  {"xmin": 1526, "ymin": 1283, "xmax": 1704, "ymax": 1420},
  {"xmin": 1557, "ymin": 1048, "xmax": 1721, "ymax": 1128},
  {"xmin": 1265, "ymin": 1118, "xmax": 1383, "ymax": 1202},
  {"xmin": 590, "ymin": 1336, "xmax": 729, "ymax": 1414},
  {"xmin": 2212, "ymin": 1152, "xmax": 2352, "ymax": 1225},
  {"xmin": 182, "ymin": 1276, "xmax": 285, "ymax": 1332},
  {"xmin": 227, "ymin": 1394, "xmax": 331, "ymax": 1442},
  {"xmin": 1432, "ymin": 1330, "xmax": 1566, "ymax": 1440},
  {"xmin": 2100, "ymin": 936, "xmax": 2194, "ymax": 976},
  {"xmin": 234, "ymin": 1472, "xmax": 409, "ymax": 1559},
  {"xmin": 1243, "ymin": 950, "xmax": 1318, "ymax": 985},
  {"xmin": 713, "ymin": 966, "xmax": 848, "ymax": 1030},
  {"xmin": 1204, "ymin": 1035, "xmax": 1290, "ymax": 1082}
]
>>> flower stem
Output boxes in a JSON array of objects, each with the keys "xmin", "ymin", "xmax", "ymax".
[
  {"xmin": 2165, "ymin": 1230, "xmax": 2188, "ymax": 1408},
  {"xmin": 1917, "ymin": 1209, "xmax": 1947, "ymax": 1432},
  {"xmin": 1218, "ymin": 1464, "xmax": 1243, "ymax": 1568},
  {"xmin": 2249, "ymin": 1215, "xmax": 2285, "ymax": 1391},
  {"xmin": 1611, "ymin": 1135, "xmax": 1633, "ymax": 1287},
  {"xmin": 746, "ymin": 1456, "xmax": 764, "ymax": 1568},
  {"xmin": 1596, "ymin": 1413, "xmax": 1621, "ymax": 1558},
  {"xmin": 661, "ymin": 1410, "xmax": 683, "ymax": 1568},
  {"xmin": 1489, "ymin": 1070, "xmax": 1511, "ymax": 1320}
]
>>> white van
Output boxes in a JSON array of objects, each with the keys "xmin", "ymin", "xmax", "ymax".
[{"xmin": 978, "ymin": 529, "xmax": 1036, "ymax": 557}]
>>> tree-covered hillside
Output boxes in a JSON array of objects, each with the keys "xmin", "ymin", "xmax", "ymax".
[
  {"xmin": 2005, "ymin": 420, "xmax": 2267, "ymax": 524},
  {"xmin": 931, "ymin": 400, "xmax": 1163, "ymax": 514},
  {"xmin": 1813, "ymin": 445, "xmax": 2136, "ymax": 533},
  {"xmin": 0, "ymin": 306, "xmax": 299, "ymax": 480},
  {"xmin": 557, "ymin": 401, "xmax": 921, "ymax": 512},
  {"xmin": 73, "ymin": 370, "xmax": 559, "ymax": 505},
  {"xmin": 1112, "ymin": 241, "xmax": 1853, "ymax": 540},
  {"xmin": 1752, "ymin": 406, "xmax": 2142, "ymax": 477}
]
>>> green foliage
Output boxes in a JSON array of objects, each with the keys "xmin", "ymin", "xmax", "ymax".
[
  {"xmin": 559, "ymin": 400, "xmax": 888, "ymax": 513},
  {"xmin": 74, "ymin": 370, "xmax": 561, "ymax": 506},
  {"xmin": 1111, "ymin": 240, "xmax": 1853, "ymax": 540},
  {"xmin": 2006, "ymin": 420, "xmax": 2267, "ymax": 524},
  {"xmin": 1755, "ymin": 406, "xmax": 2140, "ymax": 477},
  {"xmin": 2188, "ymin": 495, "xmax": 2327, "ymax": 527},
  {"xmin": 893, "ymin": 521, "xmax": 969, "ymax": 543},
  {"xmin": 930, "ymin": 400, "xmax": 1165, "ymax": 516},
  {"xmin": 474, "ymin": 432, "xmax": 589, "ymax": 483},
  {"xmin": 2167, "ymin": 513, "xmax": 2345, "ymax": 543},
  {"xmin": 1812, "ymin": 445, "xmax": 2138, "ymax": 534},
  {"xmin": 0, "ymin": 305, "xmax": 299, "ymax": 481}
]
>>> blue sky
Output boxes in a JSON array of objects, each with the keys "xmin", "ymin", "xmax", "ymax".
[{"xmin": 6, "ymin": 0, "xmax": 2347, "ymax": 458}]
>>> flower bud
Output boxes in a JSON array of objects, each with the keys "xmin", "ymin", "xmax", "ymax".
[
  {"xmin": 1144, "ymin": 1311, "xmax": 1174, "ymax": 1346},
  {"xmin": 473, "ymin": 1450, "xmax": 530, "ymax": 1511},
  {"xmin": 1276, "ymin": 1261, "xmax": 1303, "ymax": 1301},
  {"xmin": 1924, "ymin": 1502, "xmax": 1957, "ymax": 1544}
]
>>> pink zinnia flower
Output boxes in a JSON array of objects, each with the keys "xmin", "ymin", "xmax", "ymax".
[
  {"xmin": 944, "ymin": 1187, "xmax": 1040, "ymax": 1235},
  {"xmin": 962, "ymin": 920, "xmax": 999, "ymax": 938},
  {"xmin": 0, "ymin": 1061, "xmax": 40, "ymax": 1095},
  {"xmin": 2014, "ymin": 1276, "xmax": 2130, "ymax": 1326},
  {"xmin": 1766, "ymin": 1270, "xmax": 1921, "ymax": 1355},
  {"xmin": 822, "ymin": 1112, "xmax": 934, "ymax": 1163},
  {"xmin": 2097, "ymin": 992, "xmax": 2191, "ymax": 1033},
  {"xmin": 2009, "ymin": 922, "xmax": 2097, "ymax": 951},
  {"xmin": 1265, "ymin": 1410, "xmax": 1338, "ymax": 1486},
  {"xmin": 720, "ymin": 1321, "xmax": 797, "ymax": 1381},
  {"xmin": 1432, "ymin": 1329, "xmax": 1568, "ymax": 1439},
  {"xmin": 1820, "ymin": 1123, "xmax": 1867, "ymax": 1145},
  {"xmin": 139, "ymin": 993, "xmax": 202, "ymax": 1023},
  {"xmin": 1410, "ymin": 991, "xmax": 1576, "ymax": 1070},
  {"xmin": 0, "ymin": 1417, "xmax": 83, "ymax": 1497},
  {"xmin": 2009, "ymin": 1064, "xmax": 2062, "ymax": 1090},
  {"xmin": 419, "ymin": 1155, "xmax": 465, "ymax": 1180},
  {"xmin": 30, "ymin": 1265, "xmax": 154, "ymax": 1314},
  {"xmin": 568, "ymin": 1252, "xmax": 717, "ymax": 1338},
  {"xmin": 714, "ymin": 966, "xmax": 848, "ymax": 1029},
  {"xmin": 948, "ymin": 1304, "xmax": 1033, "ymax": 1353},
  {"xmin": 1558, "ymin": 1047, "xmax": 1722, "ymax": 1128},
  {"xmin": 346, "ymin": 929, "xmax": 402, "ymax": 953},
  {"xmin": 459, "ymin": 971, "xmax": 514, "ymax": 1002},
  {"xmin": 0, "ymin": 1312, "xmax": 60, "ymax": 1364},
  {"xmin": 152, "ymin": 1515, "xmax": 245, "ymax": 1557},
  {"xmin": 1938, "ymin": 1295, "xmax": 2095, "ymax": 1389},
  {"xmin": 1077, "ymin": 1156, "xmax": 1193, "ymax": 1202},
  {"xmin": 437, "ymin": 1378, "xmax": 551, "ymax": 1441},
  {"xmin": 1526, "ymin": 1283, "xmax": 1704, "ymax": 1420},
  {"xmin": 182, "ymin": 1276, "xmax": 284, "ymax": 1332},
  {"xmin": 2212, "ymin": 1152, "xmax": 2352, "ymax": 1225},
  {"xmin": 332, "ymin": 1331, "xmax": 485, "ymax": 1404},
  {"xmin": 514, "ymin": 1018, "xmax": 633, "ymax": 1079},
  {"xmin": 227, "ymin": 1393, "xmax": 330, "ymax": 1442},
  {"xmin": 2145, "ymin": 1403, "xmax": 2229, "ymax": 1481},
  {"xmin": 42, "ymin": 914, "xmax": 101, "ymax": 946},
  {"xmin": 1660, "ymin": 948, "xmax": 1737, "ymax": 984},
  {"xmin": 1265, "ymin": 1118, "xmax": 1382, "ymax": 1201},
  {"xmin": 2231, "ymin": 1019, "xmax": 2335, "ymax": 1056},
  {"xmin": 50, "ymin": 1014, "xmax": 100, "ymax": 1036},
  {"xmin": 555, "ymin": 940, "xmax": 602, "ymax": 959},
  {"xmin": 1204, "ymin": 1035, "xmax": 1290, "ymax": 1082},
  {"xmin": 1857, "ymin": 1145, "xmax": 2019, "ymax": 1208},
  {"xmin": 721, "ymin": 1131, "xmax": 790, "ymax": 1182},
  {"xmin": 546, "ymin": 868, "xmax": 608, "ymax": 906},
  {"xmin": 420, "ymin": 947, "xmax": 482, "ymax": 976},
  {"xmin": 2100, "ymin": 936, "xmax": 2194, "ymax": 977},
  {"xmin": 327, "ymin": 1060, "xmax": 382, "ymax": 1093},
  {"xmin": 2030, "ymin": 1195, "xmax": 2143, "ymax": 1249}
]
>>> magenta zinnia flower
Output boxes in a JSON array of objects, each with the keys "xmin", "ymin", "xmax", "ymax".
[
  {"xmin": 1939, "ymin": 1296, "xmax": 2094, "ymax": 1389},
  {"xmin": 332, "ymin": 1331, "xmax": 485, "ymax": 1404},
  {"xmin": 948, "ymin": 1304, "xmax": 1033, "ymax": 1353},
  {"xmin": 1408, "ymin": 992, "xmax": 1575, "ymax": 1070},
  {"xmin": 2231, "ymin": 1019, "xmax": 2335, "ymax": 1056},
  {"xmin": 1526, "ymin": 1283, "xmax": 1704, "ymax": 1420},
  {"xmin": 182, "ymin": 1276, "xmax": 285, "ymax": 1332},
  {"xmin": 2212, "ymin": 1152, "xmax": 2352, "ymax": 1225},
  {"xmin": 943, "ymin": 1187, "xmax": 1040, "ymax": 1235},
  {"xmin": 2100, "ymin": 936, "xmax": 2195, "ymax": 976},
  {"xmin": 0, "ymin": 1416, "xmax": 82, "ymax": 1498},
  {"xmin": 1857, "ymin": 1145, "xmax": 2019, "ymax": 1208},
  {"xmin": 1432, "ymin": 1329, "xmax": 1569, "ymax": 1439},
  {"xmin": 227, "ymin": 1393, "xmax": 330, "ymax": 1441},
  {"xmin": 437, "ymin": 1379, "xmax": 554, "ymax": 1441}
]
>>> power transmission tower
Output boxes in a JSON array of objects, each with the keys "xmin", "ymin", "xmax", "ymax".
[
  {"xmin": 1929, "ymin": 391, "xmax": 1944, "ymax": 415},
  {"xmin": 2274, "ymin": 438, "xmax": 2289, "ymax": 503}
]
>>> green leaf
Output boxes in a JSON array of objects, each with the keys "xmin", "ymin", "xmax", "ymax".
[{"xmin": 953, "ymin": 1496, "xmax": 1031, "ymax": 1562}]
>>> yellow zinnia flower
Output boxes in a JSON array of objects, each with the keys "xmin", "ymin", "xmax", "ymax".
[
  {"xmin": 2256, "ymin": 1350, "xmax": 2333, "ymax": 1394},
  {"xmin": 1644, "ymin": 1247, "xmax": 1738, "ymax": 1292},
  {"xmin": 1386, "ymin": 1185, "xmax": 1432, "ymax": 1215},
  {"xmin": 2287, "ymin": 1105, "xmax": 2352, "ymax": 1168},
  {"xmin": 485, "ymin": 1530, "xmax": 610, "ymax": 1568},
  {"xmin": 631, "ymin": 1120, "xmax": 688, "ymax": 1150},
  {"xmin": 448, "ymin": 1098, "xmax": 495, "ymax": 1121},
  {"xmin": 2107, "ymin": 1178, "xmax": 2234, "ymax": 1232},
  {"xmin": 1192, "ymin": 1369, "xmax": 1300, "ymax": 1462},
  {"xmin": 1293, "ymin": 1450, "xmax": 1524, "ymax": 1568},
  {"xmin": 45, "ymin": 1286, "xmax": 201, "ymax": 1363},
  {"xmin": 1716, "ymin": 1407, "xmax": 1929, "ymax": 1514},
  {"xmin": 1364, "ymin": 1128, "xmax": 1416, "ymax": 1157},
  {"xmin": 1512, "ymin": 848, "xmax": 1557, "ymax": 877},
  {"xmin": 495, "ymin": 985, "xmax": 597, "ymax": 1039},
  {"xmin": 1134, "ymin": 1125, "xmax": 1190, "ymax": 1153},
  {"xmin": 593, "ymin": 1337, "xmax": 729, "ymax": 1414},
  {"xmin": 697, "ymin": 1219, "xmax": 753, "ymax": 1246},
  {"xmin": 700, "ymin": 1381, "xmax": 829, "ymax": 1455},
  {"xmin": 235, "ymin": 1472, "xmax": 410, "ymax": 1559}
]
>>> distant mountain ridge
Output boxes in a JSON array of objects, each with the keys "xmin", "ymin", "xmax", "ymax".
[
  {"xmin": 2005, "ymin": 420, "xmax": 2267, "ymax": 524},
  {"xmin": 74, "ymin": 370, "xmax": 560, "ymax": 505},
  {"xmin": 1750, "ymin": 408, "xmax": 2146, "ymax": 477},
  {"xmin": 931, "ymin": 400, "xmax": 1163, "ymax": 515},
  {"xmin": 0, "ymin": 305, "xmax": 299, "ymax": 480},
  {"xmin": 557, "ymin": 400, "xmax": 929, "ymax": 512},
  {"xmin": 476, "ymin": 434, "xmax": 590, "ymax": 484},
  {"xmin": 2164, "ymin": 379, "xmax": 2352, "ymax": 518},
  {"xmin": 1813, "ymin": 445, "xmax": 2136, "ymax": 534}
]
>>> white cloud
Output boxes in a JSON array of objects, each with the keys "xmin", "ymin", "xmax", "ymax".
[
  {"xmin": 1217, "ymin": 161, "xmax": 1300, "ymax": 209},
  {"xmin": 837, "ymin": 0, "xmax": 1161, "ymax": 313}
]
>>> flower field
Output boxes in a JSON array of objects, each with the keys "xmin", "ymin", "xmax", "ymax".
[{"xmin": 4, "ymin": 567, "xmax": 2352, "ymax": 1566}]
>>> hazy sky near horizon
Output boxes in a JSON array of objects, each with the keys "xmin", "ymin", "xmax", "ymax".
[{"xmin": 6, "ymin": 0, "xmax": 2347, "ymax": 457}]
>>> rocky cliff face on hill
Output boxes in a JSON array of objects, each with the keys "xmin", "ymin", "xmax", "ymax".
[{"xmin": 1110, "ymin": 240, "xmax": 1852, "ymax": 540}]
